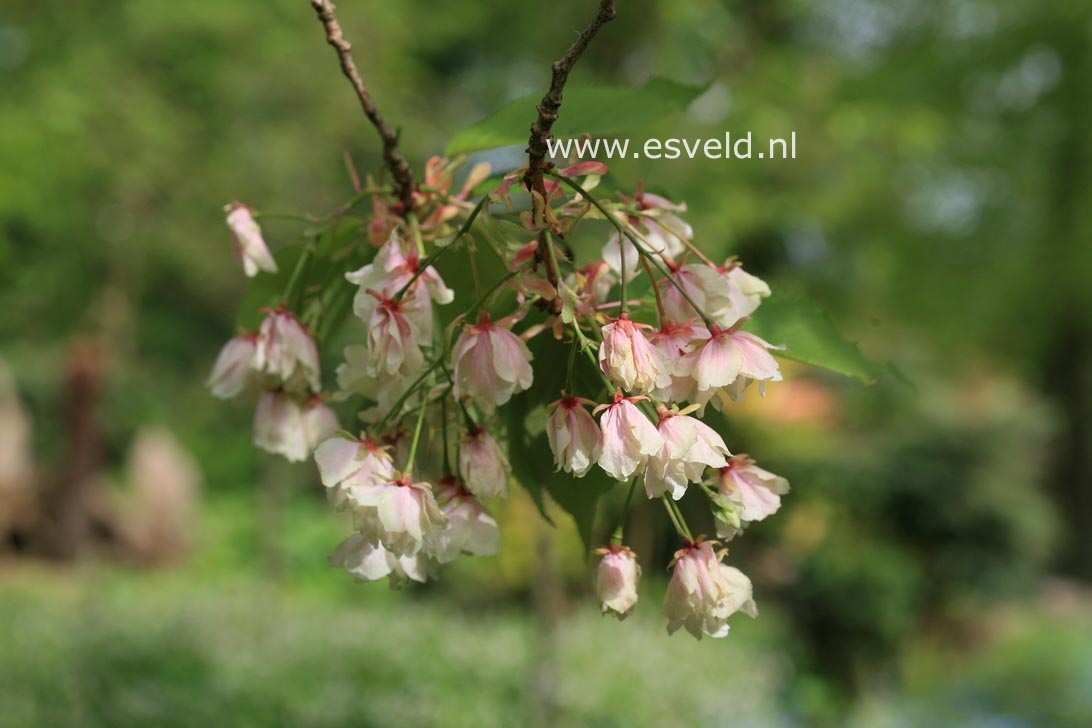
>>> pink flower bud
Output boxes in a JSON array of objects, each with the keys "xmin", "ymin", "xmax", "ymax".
[
  {"xmin": 644, "ymin": 411, "xmax": 730, "ymax": 500},
  {"xmin": 329, "ymin": 532, "xmax": 428, "ymax": 588},
  {"xmin": 207, "ymin": 332, "xmax": 257, "ymax": 399},
  {"xmin": 595, "ymin": 394, "xmax": 664, "ymax": 481},
  {"xmin": 594, "ymin": 544, "xmax": 641, "ymax": 619},
  {"xmin": 433, "ymin": 477, "xmax": 500, "ymax": 563},
  {"xmin": 314, "ymin": 435, "xmax": 395, "ymax": 510},
  {"xmin": 347, "ymin": 474, "xmax": 447, "ymax": 557},
  {"xmin": 225, "ymin": 203, "xmax": 278, "ymax": 277},
  {"xmin": 599, "ymin": 313, "xmax": 667, "ymax": 394},
  {"xmin": 546, "ymin": 396, "xmax": 603, "ymax": 477},
  {"xmin": 676, "ymin": 324, "xmax": 784, "ymax": 408},
  {"xmin": 452, "ymin": 314, "xmax": 534, "ymax": 406},
  {"xmin": 253, "ymin": 392, "xmax": 337, "ymax": 463},
  {"xmin": 663, "ymin": 539, "xmax": 757, "ymax": 639},
  {"xmin": 458, "ymin": 427, "xmax": 510, "ymax": 499},
  {"xmin": 715, "ymin": 454, "xmax": 789, "ymax": 525},
  {"xmin": 253, "ymin": 309, "xmax": 321, "ymax": 392}
]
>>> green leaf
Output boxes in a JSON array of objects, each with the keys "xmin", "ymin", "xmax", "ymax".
[
  {"xmin": 505, "ymin": 323, "xmax": 617, "ymax": 551},
  {"xmin": 747, "ymin": 292, "xmax": 892, "ymax": 384},
  {"xmin": 445, "ymin": 78, "xmax": 710, "ymax": 156}
]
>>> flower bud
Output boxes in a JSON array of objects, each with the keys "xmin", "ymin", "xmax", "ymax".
[
  {"xmin": 458, "ymin": 428, "xmax": 510, "ymax": 499},
  {"xmin": 207, "ymin": 333, "xmax": 257, "ymax": 399},
  {"xmin": 546, "ymin": 396, "xmax": 603, "ymax": 477},
  {"xmin": 452, "ymin": 314, "xmax": 534, "ymax": 406},
  {"xmin": 225, "ymin": 203, "xmax": 278, "ymax": 277},
  {"xmin": 329, "ymin": 532, "xmax": 428, "ymax": 588},
  {"xmin": 433, "ymin": 477, "xmax": 500, "ymax": 563},
  {"xmin": 594, "ymin": 544, "xmax": 641, "ymax": 619},
  {"xmin": 253, "ymin": 392, "xmax": 337, "ymax": 463},
  {"xmin": 663, "ymin": 539, "xmax": 757, "ymax": 639},
  {"xmin": 599, "ymin": 313, "xmax": 667, "ymax": 394},
  {"xmin": 347, "ymin": 474, "xmax": 446, "ymax": 557},
  {"xmin": 253, "ymin": 309, "xmax": 321, "ymax": 393},
  {"xmin": 595, "ymin": 394, "xmax": 664, "ymax": 481}
]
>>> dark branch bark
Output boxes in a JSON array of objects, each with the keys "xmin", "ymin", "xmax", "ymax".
[
  {"xmin": 310, "ymin": 0, "xmax": 415, "ymax": 213},
  {"xmin": 524, "ymin": 0, "xmax": 617, "ymax": 197}
]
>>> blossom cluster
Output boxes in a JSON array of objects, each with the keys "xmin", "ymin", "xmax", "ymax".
[{"xmin": 210, "ymin": 157, "xmax": 790, "ymax": 639}]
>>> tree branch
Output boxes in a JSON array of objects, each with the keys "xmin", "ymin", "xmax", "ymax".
[
  {"xmin": 310, "ymin": 0, "xmax": 415, "ymax": 214},
  {"xmin": 523, "ymin": 0, "xmax": 617, "ymax": 197}
]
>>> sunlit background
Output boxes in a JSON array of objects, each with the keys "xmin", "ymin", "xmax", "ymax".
[{"xmin": 2, "ymin": 0, "xmax": 1091, "ymax": 726}]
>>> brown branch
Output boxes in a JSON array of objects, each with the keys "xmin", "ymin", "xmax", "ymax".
[
  {"xmin": 524, "ymin": 0, "xmax": 617, "ymax": 197},
  {"xmin": 310, "ymin": 0, "xmax": 415, "ymax": 213}
]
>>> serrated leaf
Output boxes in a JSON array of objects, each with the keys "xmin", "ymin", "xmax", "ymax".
[
  {"xmin": 446, "ymin": 78, "xmax": 710, "ymax": 156},
  {"xmin": 747, "ymin": 292, "xmax": 891, "ymax": 384}
]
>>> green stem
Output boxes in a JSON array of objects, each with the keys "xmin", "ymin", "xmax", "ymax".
[
  {"xmin": 565, "ymin": 333, "xmax": 579, "ymax": 394},
  {"xmin": 408, "ymin": 212, "xmax": 426, "ymax": 257},
  {"xmin": 282, "ymin": 245, "xmax": 315, "ymax": 310},
  {"xmin": 373, "ymin": 359, "xmax": 443, "ymax": 433},
  {"xmin": 661, "ymin": 496, "xmax": 692, "ymax": 541},
  {"xmin": 440, "ymin": 394, "xmax": 451, "ymax": 475},
  {"xmin": 549, "ymin": 172, "xmax": 714, "ymax": 328},
  {"xmin": 404, "ymin": 397, "xmax": 430, "ymax": 473},
  {"xmin": 467, "ymin": 271, "xmax": 518, "ymax": 320},
  {"xmin": 395, "ymin": 195, "xmax": 489, "ymax": 301},
  {"xmin": 611, "ymin": 478, "xmax": 639, "ymax": 545}
]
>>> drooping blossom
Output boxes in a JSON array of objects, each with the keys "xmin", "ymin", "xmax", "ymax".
[
  {"xmin": 329, "ymin": 532, "xmax": 428, "ymax": 588},
  {"xmin": 225, "ymin": 203, "xmax": 278, "ymax": 277},
  {"xmin": 675, "ymin": 323, "xmax": 784, "ymax": 408},
  {"xmin": 314, "ymin": 434, "xmax": 395, "ymax": 510},
  {"xmin": 595, "ymin": 393, "xmax": 664, "ymax": 481},
  {"xmin": 458, "ymin": 427, "xmax": 510, "ymax": 499},
  {"xmin": 601, "ymin": 231, "xmax": 642, "ymax": 283},
  {"xmin": 546, "ymin": 396, "xmax": 603, "ymax": 477},
  {"xmin": 253, "ymin": 392, "xmax": 337, "ymax": 463},
  {"xmin": 347, "ymin": 473, "xmax": 446, "ymax": 557},
  {"xmin": 714, "ymin": 454, "xmax": 789, "ymax": 527},
  {"xmin": 601, "ymin": 192, "xmax": 691, "ymax": 281},
  {"xmin": 452, "ymin": 313, "xmax": 534, "ymax": 406},
  {"xmin": 648, "ymin": 323, "xmax": 708, "ymax": 403},
  {"xmin": 358, "ymin": 291, "xmax": 427, "ymax": 380},
  {"xmin": 660, "ymin": 262, "xmax": 771, "ymax": 328},
  {"xmin": 663, "ymin": 539, "xmax": 757, "ymax": 639},
  {"xmin": 599, "ymin": 313, "xmax": 667, "ymax": 394},
  {"xmin": 346, "ymin": 232, "xmax": 452, "ymax": 339},
  {"xmin": 644, "ymin": 409, "xmax": 730, "ymax": 500},
  {"xmin": 252, "ymin": 308, "xmax": 321, "ymax": 392},
  {"xmin": 432, "ymin": 476, "xmax": 500, "ymax": 563},
  {"xmin": 207, "ymin": 332, "xmax": 257, "ymax": 399},
  {"xmin": 594, "ymin": 544, "xmax": 641, "ymax": 619}
]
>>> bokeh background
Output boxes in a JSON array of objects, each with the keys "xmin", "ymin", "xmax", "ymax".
[{"xmin": 2, "ymin": 0, "xmax": 1091, "ymax": 726}]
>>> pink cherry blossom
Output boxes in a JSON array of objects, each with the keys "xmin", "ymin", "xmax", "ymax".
[
  {"xmin": 675, "ymin": 323, "xmax": 784, "ymax": 408},
  {"xmin": 225, "ymin": 203, "xmax": 278, "ymax": 277},
  {"xmin": 599, "ymin": 313, "xmax": 667, "ymax": 394},
  {"xmin": 663, "ymin": 539, "xmax": 757, "ymax": 639},
  {"xmin": 648, "ymin": 323, "xmax": 708, "ymax": 403},
  {"xmin": 253, "ymin": 392, "xmax": 337, "ymax": 463},
  {"xmin": 253, "ymin": 308, "xmax": 321, "ymax": 392},
  {"xmin": 432, "ymin": 476, "xmax": 500, "ymax": 563},
  {"xmin": 314, "ymin": 435, "xmax": 395, "ymax": 510},
  {"xmin": 660, "ymin": 262, "xmax": 771, "ymax": 328},
  {"xmin": 595, "ymin": 394, "xmax": 664, "ymax": 481},
  {"xmin": 644, "ymin": 410, "xmax": 730, "ymax": 500},
  {"xmin": 716, "ymin": 454, "xmax": 789, "ymax": 525},
  {"xmin": 207, "ymin": 332, "xmax": 257, "ymax": 399},
  {"xmin": 595, "ymin": 544, "xmax": 641, "ymax": 619},
  {"xmin": 360, "ymin": 292, "xmax": 427, "ymax": 379},
  {"xmin": 347, "ymin": 474, "xmax": 446, "ymax": 557},
  {"xmin": 458, "ymin": 427, "xmax": 510, "ymax": 499},
  {"xmin": 452, "ymin": 313, "xmax": 534, "ymax": 406},
  {"xmin": 329, "ymin": 532, "xmax": 428, "ymax": 588},
  {"xmin": 546, "ymin": 396, "xmax": 603, "ymax": 477}
]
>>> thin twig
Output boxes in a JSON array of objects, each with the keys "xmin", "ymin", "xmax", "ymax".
[
  {"xmin": 524, "ymin": 0, "xmax": 618, "ymax": 196},
  {"xmin": 310, "ymin": 0, "xmax": 415, "ymax": 213}
]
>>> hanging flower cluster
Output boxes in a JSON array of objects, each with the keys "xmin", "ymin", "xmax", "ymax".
[{"xmin": 211, "ymin": 151, "xmax": 792, "ymax": 638}]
